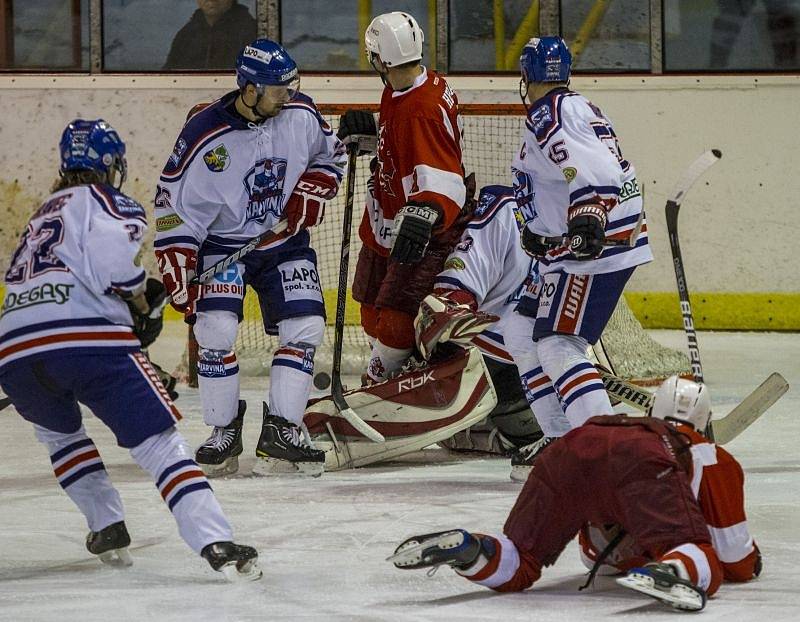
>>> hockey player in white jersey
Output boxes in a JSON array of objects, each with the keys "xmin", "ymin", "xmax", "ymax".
[
  {"xmin": 0, "ymin": 120, "xmax": 260, "ymax": 580},
  {"xmin": 509, "ymin": 37, "xmax": 652, "ymax": 475},
  {"xmin": 154, "ymin": 39, "xmax": 345, "ymax": 477}
]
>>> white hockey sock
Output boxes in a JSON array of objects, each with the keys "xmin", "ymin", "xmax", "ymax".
[
  {"xmin": 197, "ymin": 348, "xmax": 241, "ymax": 427},
  {"xmin": 538, "ymin": 335, "xmax": 613, "ymax": 427},
  {"xmin": 367, "ymin": 340, "xmax": 412, "ymax": 381},
  {"xmin": 35, "ymin": 424, "xmax": 124, "ymax": 533},
  {"xmin": 269, "ymin": 342, "xmax": 316, "ymax": 426},
  {"xmin": 518, "ymin": 365, "xmax": 572, "ymax": 437},
  {"xmin": 456, "ymin": 534, "xmax": 521, "ymax": 589},
  {"xmin": 130, "ymin": 428, "xmax": 233, "ymax": 554}
]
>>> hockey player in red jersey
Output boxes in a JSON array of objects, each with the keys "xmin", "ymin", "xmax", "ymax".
[
  {"xmin": 337, "ymin": 11, "xmax": 471, "ymax": 383},
  {"xmin": 389, "ymin": 376, "xmax": 761, "ymax": 612}
]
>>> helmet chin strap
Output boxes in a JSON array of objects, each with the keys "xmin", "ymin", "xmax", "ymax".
[{"xmin": 242, "ymin": 86, "xmax": 269, "ymax": 122}]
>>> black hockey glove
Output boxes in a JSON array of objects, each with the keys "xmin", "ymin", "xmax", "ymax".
[
  {"xmin": 390, "ymin": 204, "xmax": 440, "ymax": 264},
  {"xmin": 521, "ymin": 226, "xmax": 551, "ymax": 259},
  {"xmin": 567, "ymin": 204, "xmax": 607, "ymax": 260},
  {"xmin": 337, "ymin": 110, "xmax": 378, "ymax": 155},
  {"xmin": 129, "ymin": 277, "xmax": 169, "ymax": 349}
]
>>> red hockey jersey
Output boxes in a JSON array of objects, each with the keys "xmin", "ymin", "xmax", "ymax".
[
  {"xmin": 359, "ymin": 68, "xmax": 466, "ymax": 255},
  {"xmin": 580, "ymin": 424, "xmax": 759, "ymax": 582}
]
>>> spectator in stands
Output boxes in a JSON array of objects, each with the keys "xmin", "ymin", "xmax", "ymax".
[{"xmin": 163, "ymin": 0, "xmax": 257, "ymax": 70}]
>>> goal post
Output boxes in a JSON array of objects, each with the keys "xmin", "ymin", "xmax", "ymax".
[{"xmin": 182, "ymin": 103, "xmax": 689, "ymax": 385}]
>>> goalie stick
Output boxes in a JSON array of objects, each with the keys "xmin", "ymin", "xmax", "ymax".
[
  {"xmin": 330, "ymin": 140, "xmax": 384, "ymax": 443},
  {"xmin": 665, "ymin": 149, "xmax": 722, "ymax": 438},
  {"xmin": 599, "ymin": 368, "xmax": 788, "ymax": 445}
]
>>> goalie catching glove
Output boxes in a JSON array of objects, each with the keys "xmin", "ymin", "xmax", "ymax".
[
  {"xmin": 414, "ymin": 290, "xmax": 499, "ymax": 360},
  {"xmin": 391, "ymin": 203, "xmax": 440, "ymax": 264},
  {"xmin": 285, "ymin": 172, "xmax": 338, "ymax": 234}
]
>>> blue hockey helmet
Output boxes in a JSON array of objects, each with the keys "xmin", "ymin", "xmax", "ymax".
[
  {"xmin": 59, "ymin": 119, "xmax": 127, "ymax": 187},
  {"xmin": 236, "ymin": 39, "xmax": 299, "ymax": 93},
  {"xmin": 519, "ymin": 37, "xmax": 572, "ymax": 84}
]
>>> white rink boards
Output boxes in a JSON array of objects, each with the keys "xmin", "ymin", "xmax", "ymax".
[{"xmin": 0, "ymin": 330, "xmax": 798, "ymax": 621}]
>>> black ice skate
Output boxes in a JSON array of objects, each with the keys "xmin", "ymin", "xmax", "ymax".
[
  {"xmin": 195, "ymin": 400, "xmax": 246, "ymax": 478},
  {"xmin": 388, "ymin": 530, "xmax": 488, "ymax": 573},
  {"xmin": 86, "ymin": 521, "xmax": 133, "ymax": 567},
  {"xmin": 617, "ymin": 562, "xmax": 707, "ymax": 611},
  {"xmin": 253, "ymin": 403, "xmax": 324, "ymax": 477},
  {"xmin": 201, "ymin": 541, "xmax": 262, "ymax": 582},
  {"xmin": 509, "ymin": 436, "xmax": 555, "ymax": 482}
]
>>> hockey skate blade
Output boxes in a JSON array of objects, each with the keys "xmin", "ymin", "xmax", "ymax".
[
  {"xmin": 616, "ymin": 573, "xmax": 704, "ymax": 611},
  {"xmin": 199, "ymin": 456, "xmax": 240, "ymax": 479},
  {"xmin": 220, "ymin": 559, "xmax": 263, "ymax": 582},
  {"xmin": 387, "ymin": 531, "xmax": 465, "ymax": 569},
  {"xmin": 98, "ymin": 547, "xmax": 133, "ymax": 568},
  {"xmin": 251, "ymin": 456, "xmax": 323, "ymax": 478}
]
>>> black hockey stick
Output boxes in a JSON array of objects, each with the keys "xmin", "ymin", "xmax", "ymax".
[
  {"xmin": 665, "ymin": 149, "xmax": 722, "ymax": 438},
  {"xmin": 331, "ymin": 142, "xmax": 384, "ymax": 443},
  {"xmin": 189, "ymin": 220, "xmax": 289, "ymax": 285}
]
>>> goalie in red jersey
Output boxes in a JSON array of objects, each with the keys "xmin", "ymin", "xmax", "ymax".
[
  {"xmin": 389, "ymin": 377, "xmax": 761, "ymax": 612},
  {"xmin": 337, "ymin": 11, "xmax": 473, "ymax": 383}
]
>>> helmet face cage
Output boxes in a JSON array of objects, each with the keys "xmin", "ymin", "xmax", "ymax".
[{"xmin": 59, "ymin": 119, "xmax": 127, "ymax": 189}]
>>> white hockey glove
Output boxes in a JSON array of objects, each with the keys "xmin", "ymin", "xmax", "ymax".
[{"xmin": 414, "ymin": 291, "xmax": 499, "ymax": 360}]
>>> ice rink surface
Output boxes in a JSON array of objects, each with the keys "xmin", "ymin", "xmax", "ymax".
[{"xmin": 1, "ymin": 330, "xmax": 798, "ymax": 621}]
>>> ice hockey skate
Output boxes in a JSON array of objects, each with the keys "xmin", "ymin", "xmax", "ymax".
[
  {"xmin": 509, "ymin": 435, "xmax": 554, "ymax": 482},
  {"xmin": 253, "ymin": 403, "xmax": 324, "ymax": 477},
  {"xmin": 201, "ymin": 541, "xmax": 262, "ymax": 582},
  {"xmin": 195, "ymin": 400, "xmax": 246, "ymax": 478},
  {"xmin": 86, "ymin": 521, "xmax": 133, "ymax": 567},
  {"xmin": 617, "ymin": 562, "xmax": 707, "ymax": 611},
  {"xmin": 388, "ymin": 530, "xmax": 484, "ymax": 572}
]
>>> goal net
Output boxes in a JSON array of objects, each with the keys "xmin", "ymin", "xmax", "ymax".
[{"xmin": 196, "ymin": 104, "xmax": 688, "ymax": 384}]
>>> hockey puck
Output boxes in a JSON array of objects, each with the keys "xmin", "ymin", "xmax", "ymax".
[{"xmin": 314, "ymin": 371, "xmax": 331, "ymax": 390}]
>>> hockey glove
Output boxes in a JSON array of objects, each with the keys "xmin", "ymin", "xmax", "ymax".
[
  {"xmin": 155, "ymin": 247, "xmax": 199, "ymax": 314},
  {"xmin": 337, "ymin": 110, "xmax": 378, "ymax": 155},
  {"xmin": 521, "ymin": 225, "xmax": 551, "ymax": 259},
  {"xmin": 567, "ymin": 204, "xmax": 607, "ymax": 260},
  {"xmin": 414, "ymin": 290, "xmax": 499, "ymax": 360},
  {"xmin": 129, "ymin": 277, "xmax": 170, "ymax": 349},
  {"xmin": 285, "ymin": 172, "xmax": 338, "ymax": 234},
  {"xmin": 390, "ymin": 204, "xmax": 440, "ymax": 264}
]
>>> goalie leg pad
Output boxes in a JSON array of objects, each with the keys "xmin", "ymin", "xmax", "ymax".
[{"xmin": 305, "ymin": 347, "xmax": 498, "ymax": 470}]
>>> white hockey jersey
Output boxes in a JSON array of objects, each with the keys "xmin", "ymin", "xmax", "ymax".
[
  {"xmin": 434, "ymin": 185, "xmax": 535, "ymax": 363},
  {"xmin": 0, "ymin": 184, "xmax": 145, "ymax": 367},
  {"xmin": 512, "ymin": 88, "xmax": 653, "ymax": 275},
  {"xmin": 154, "ymin": 91, "xmax": 346, "ymax": 257}
]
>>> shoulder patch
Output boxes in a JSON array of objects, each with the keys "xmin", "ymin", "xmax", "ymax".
[
  {"xmin": 530, "ymin": 103, "xmax": 554, "ymax": 133},
  {"xmin": 563, "ymin": 167, "xmax": 577, "ymax": 182},
  {"xmin": 203, "ymin": 143, "xmax": 230, "ymax": 172},
  {"xmin": 111, "ymin": 193, "xmax": 147, "ymax": 220},
  {"xmin": 444, "ymin": 257, "xmax": 466, "ymax": 271},
  {"xmin": 474, "ymin": 191, "xmax": 498, "ymax": 217}
]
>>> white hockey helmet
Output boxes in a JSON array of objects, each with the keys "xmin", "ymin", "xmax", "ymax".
[
  {"xmin": 365, "ymin": 11, "xmax": 424, "ymax": 68},
  {"xmin": 650, "ymin": 375, "xmax": 712, "ymax": 431}
]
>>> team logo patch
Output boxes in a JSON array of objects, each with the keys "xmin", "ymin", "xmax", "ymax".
[
  {"xmin": 243, "ymin": 157, "xmax": 288, "ymax": 224},
  {"xmin": 455, "ymin": 236, "xmax": 474, "ymax": 253},
  {"xmin": 112, "ymin": 195, "xmax": 146, "ymax": 219},
  {"xmin": 474, "ymin": 192, "xmax": 497, "ymax": 217},
  {"xmin": 531, "ymin": 104, "xmax": 553, "ymax": 132},
  {"xmin": 563, "ymin": 167, "xmax": 577, "ymax": 182},
  {"xmin": 512, "ymin": 168, "xmax": 536, "ymax": 222},
  {"xmin": 156, "ymin": 214, "xmax": 183, "ymax": 232},
  {"xmin": 444, "ymin": 257, "xmax": 466, "ymax": 271},
  {"xmin": 203, "ymin": 144, "xmax": 230, "ymax": 172},
  {"xmin": 169, "ymin": 137, "xmax": 187, "ymax": 166}
]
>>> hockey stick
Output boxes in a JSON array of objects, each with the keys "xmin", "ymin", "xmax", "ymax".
[
  {"xmin": 189, "ymin": 220, "xmax": 289, "ymax": 285},
  {"xmin": 599, "ymin": 367, "xmax": 788, "ymax": 445},
  {"xmin": 330, "ymin": 141, "xmax": 385, "ymax": 443},
  {"xmin": 539, "ymin": 205, "xmax": 645, "ymax": 250},
  {"xmin": 712, "ymin": 372, "xmax": 789, "ymax": 444},
  {"xmin": 665, "ymin": 149, "xmax": 722, "ymax": 439}
]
